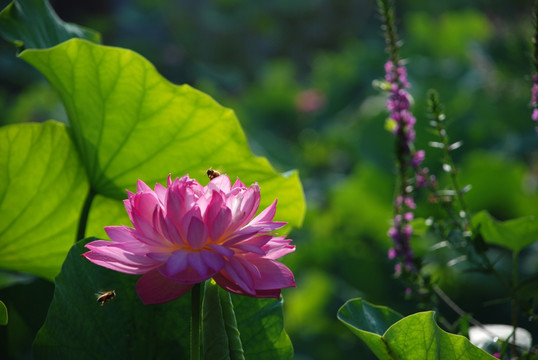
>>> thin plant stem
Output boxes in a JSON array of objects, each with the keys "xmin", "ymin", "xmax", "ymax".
[
  {"xmin": 433, "ymin": 285, "xmax": 485, "ymax": 330},
  {"xmin": 191, "ymin": 282, "xmax": 204, "ymax": 360},
  {"xmin": 511, "ymin": 251, "xmax": 519, "ymax": 358},
  {"xmin": 378, "ymin": 0, "xmax": 400, "ymax": 63},
  {"xmin": 76, "ymin": 188, "xmax": 95, "ymax": 243},
  {"xmin": 532, "ymin": 1, "xmax": 538, "ymax": 74},
  {"xmin": 427, "ymin": 90, "xmax": 472, "ymax": 232},
  {"xmin": 427, "ymin": 90, "xmax": 511, "ymax": 291}
]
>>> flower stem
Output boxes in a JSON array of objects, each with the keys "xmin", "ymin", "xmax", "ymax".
[
  {"xmin": 76, "ymin": 187, "xmax": 95, "ymax": 243},
  {"xmin": 511, "ymin": 250, "xmax": 519, "ymax": 358},
  {"xmin": 191, "ymin": 282, "xmax": 204, "ymax": 360},
  {"xmin": 378, "ymin": 0, "xmax": 400, "ymax": 63},
  {"xmin": 427, "ymin": 90, "xmax": 473, "ymax": 231}
]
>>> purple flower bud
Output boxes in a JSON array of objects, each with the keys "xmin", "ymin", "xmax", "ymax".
[
  {"xmin": 385, "ymin": 61, "xmax": 394, "ymax": 73},
  {"xmin": 388, "ymin": 227, "xmax": 398, "ymax": 239},
  {"xmin": 404, "ymin": 196, "xmax": 416, "ymax": 209},
  {"xmin": 403, "ymin": 224, "xmax": 413, "ymax": 237},
  {"xmin": 394, "ymin": 263, "xmax": 402, "ymax": 276},
  {"xmin": 411, "ymin": 150, "xmax": 425, "ymax": 168}
]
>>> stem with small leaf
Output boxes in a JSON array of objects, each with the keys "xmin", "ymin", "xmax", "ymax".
[{"xmin": 191, "ymin": 282, "xmax": 204, "ymax": 360}]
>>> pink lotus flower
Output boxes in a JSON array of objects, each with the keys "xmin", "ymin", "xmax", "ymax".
[{"xmin": 83, "ymin": 174, "xmax": 295, "ymax": 305}]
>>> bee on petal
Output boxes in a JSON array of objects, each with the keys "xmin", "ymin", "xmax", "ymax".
[
  {"xmin": 96, "ymin": 290, "xmax": 116, "ymax": 306},
  {"xmin": 206, "ymin": 168, "xmax": 221, "ymax": 180}
]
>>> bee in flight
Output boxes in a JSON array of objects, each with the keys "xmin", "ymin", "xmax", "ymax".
[
  {"xmin": 206, "ymin": 168, "xmax": 221, "ymax": 180},
  {"xmin": 96, "ymin": 290, "xmax": 116, "ymax": 306}
]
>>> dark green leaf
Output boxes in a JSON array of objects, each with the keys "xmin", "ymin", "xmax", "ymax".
[
  {"xmin": 0, "ymin": 121, "xmax": 89, "ymax": 279},
  {"xmin": 472, "ymin": 210, "xmax": 538, "ymax": 253},
  {"xmin": 337, "ymin": 298, "xmax": 403, "ymax": 359},
  {"xmin": 338, "ymin": 298, "xmax": 496, "ymax": 360},
  {"xmin": 35, "ymin": 239, "xmax": 293, "ymax": 359},
  {"xmin": 203, "ymin": 280, "xmax": 245, "ymax": 360},
  {"xmin": 0, "ymin": 0, "xmax": 100, "ymax": 51},
  {"xmin": 33, "ymin": 238, "xmax": 191, "ymax": 359},
  {"xmin": 232, "ymin": 293, "xmax": 293, "ymax": 360},
  {"xmin": 0, "ymin": 300, "xmax": 7, "ymax": 325}
]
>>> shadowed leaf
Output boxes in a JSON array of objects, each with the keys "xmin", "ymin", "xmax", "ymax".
[
  {"xmin": 338, "ymin": 298, "xmax": 495, "ymax": 360},
  {"xmin": 0, "ymin": 0, "xmax": 100, "ymax": 51},
  {"xmin": 0, "ymin": 300, "xmax": 7, "ymax": 325},
  {"xmin": 34, "ymin": 239, "xmax": 293, "ymax": 359}
]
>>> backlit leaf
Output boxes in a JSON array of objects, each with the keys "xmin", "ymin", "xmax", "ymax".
[
  {"xmin": 0, "ymin": 121, "xmax": 88, "ymax": 279},
  {"xmin": 20, "ymin": 39, "xmax": 305, "ymax": 234},
  {"xmin": 472, "ymin": 210, "xmax": 538, "ymax": 253}
]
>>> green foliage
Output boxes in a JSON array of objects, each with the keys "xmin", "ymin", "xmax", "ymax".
[
  {"xmin": 0, "ymin": 0, "xmax": 537, "ymax": 358},
  {"xmin": 26, "ymin": 38, "xmax": 303, "ymax": 224},
  {"xmin": 33, "ymin": 238, "xmax": 191, "ymax": 358},
  {"xmin": 229, "ymin": 289, "xmax": 293, "ymax": 360},
  {"xmin": 473, "ymin": 210, "xmax": 538, "ymax": 253},
  {"xmin": 0, "ymin": 2, "xmax": 304, "ymax": 280},
  {"xmin": 0, "ymin": 1, "xmax": 302, "ymax": 358},
  {"xmin": 456, "ymin": 152, "xmax": 538, "ymax": 218},
  {"xmin": 0, "ymin": 0, "xmax": 100, "ymax": 51},
  {"xmin": 34, "ymin": 239, "xmax": 293, "ymax": 358},
  {"xmin": 20, "ymin": 39, "xmax": 305, "ymax": 227},
  {"xmin": 0, "ymin": 300, "xmax": 7, "ymax": 325},
  {"xmin": 338, "ymin": 298, "xmax": 403, "ymax": 359},
  {"xmin": 407, "ymin": 10, "xmax": 492, "ymax": 59},
  {"xmin": 204, "ymin": 280, "xmax": 292, "ymax": 360},
  {"xmin": 0, "ymin": 121, "xmax": 88, "ymax": 279},
  {"xmin": 204, "ymin": 280, "xmax": 245, "ymax": 360},
  {"xmin": 338, "ymin": 298, "xmax": 496, "ymax": 360}
]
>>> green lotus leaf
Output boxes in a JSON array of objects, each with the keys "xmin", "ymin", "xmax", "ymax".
[
  {"xmin": 33, "ymin": 238, "xmax": 191, "ymax": 358},
  {"xmin": 338, "ymin": 298, "xmax": 496, "ymax": 360},
  {"xmin": 0, "ymin": 121, "xmax": 88, "ymax": 279},
  {"xmin": 0, "ymin": 0, "xmax": 100, "ymax": 51},
  {"xmin": 34, "ymin": 239, "xmax": 293, "ymax": 359},
  {"xmin": 20, "ymin": 39, "xmax": 305, "ymax": 235},
  {"xmin": 0, "ymin": 300, "xmax": 7, "ymax": 325},
  {"xmin": 203, "ymin": 280, "xmax": 245, "ymax": 360}
]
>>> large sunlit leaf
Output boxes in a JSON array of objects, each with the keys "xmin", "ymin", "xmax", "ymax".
[
  {"xmin": 34, "ymin": 239, "xmax": 293, "ymax": 358},
  {"xmin": 20, "ymin": 39, "xmax": 305, "ymax": 233},
  {"xmin": 338, "ymin": 298, "xmax": 495, "ymax": 360},
  {"xmin": 0, "ymin": 121, "xmax": 88, "ymax": 280},
  {"xmin": 472, "ymin": 210, "xmax": 538, "ymax": 253},
  {"xmin": 0, "ymin": 0, "xmax": 100, "ymax": 51},
  {"xmin": 33, "ymin": 238, "xmax": 191, "ymax": 359},
  {"xmin": 84, "ymin": 195, "xmax": 130, "ymax": 240}
]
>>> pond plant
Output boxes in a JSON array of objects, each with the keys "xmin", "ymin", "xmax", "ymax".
[{"xmin": 0, "ymin": 0, "xmax": 536, "ymax": 359}]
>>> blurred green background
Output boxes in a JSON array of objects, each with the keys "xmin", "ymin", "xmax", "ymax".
[{"xmin": 1, "ymin": 0, "xmax": 537, "ymax": 359}]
